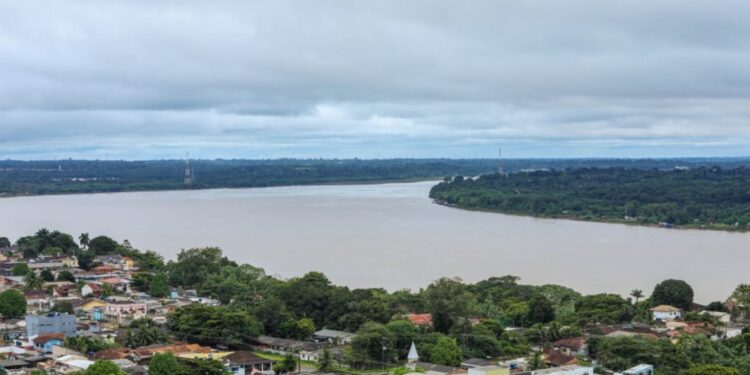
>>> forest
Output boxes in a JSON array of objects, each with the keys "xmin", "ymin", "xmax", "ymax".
[
  {"xmin": 429, "ymin": 166, "xmax": 750, "ymax": 231},
  {"xmin": 1, "ymin": 158, "xmax": 749, "ymax": 197}
]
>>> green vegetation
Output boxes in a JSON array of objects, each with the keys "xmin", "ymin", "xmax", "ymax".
[
  {"xmin": 0, "ymin": 289, "xmax": 26, "ymax": 318},
  {"xmin": 430, "ymin": 167, "xmax": 750, "ymax": 231},
  {"xmin": 1, "ymin": 158, "xmax": 747, "ymax": 198}
]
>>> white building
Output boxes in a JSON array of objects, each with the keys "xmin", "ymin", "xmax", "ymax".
[
  {"xmin": 531, "ymin": 366, "xmax": 594, "ymax": 375},
  {"xmin": 619, "ymin": 364, "xmax": 654, "ymax": 375},
  {"xmin": 650, "ymin": 305, "xmax": 683, "ymax": 321}
]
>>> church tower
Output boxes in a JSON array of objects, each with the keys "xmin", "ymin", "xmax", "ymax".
[{"xmin": 407, "ymin": 342, "xmax": 419, "ymax": 370}]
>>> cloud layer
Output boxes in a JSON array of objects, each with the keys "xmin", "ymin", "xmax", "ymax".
[{"xmin": 1, "ymin": 1, "xmax": 750, "ymax": 159}]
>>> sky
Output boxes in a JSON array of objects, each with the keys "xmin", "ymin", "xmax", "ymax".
[{"xmin": 1, "ymin": 1, "xmax": 750, "ymax": 160}]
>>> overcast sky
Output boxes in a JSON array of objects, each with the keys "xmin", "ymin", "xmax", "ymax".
[{"xmin": 2, "ymin": 1, "xmax": 750, "ymax": 159}]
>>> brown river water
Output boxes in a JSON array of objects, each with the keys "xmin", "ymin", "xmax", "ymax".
[{"xmin": 0, "ymin": 181, "xmax": 747, "ymax": 302}]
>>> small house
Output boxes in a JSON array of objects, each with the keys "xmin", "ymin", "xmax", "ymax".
[{"xmin": 650, "ymin": 305, "xmax": 683, "ymax": 321}]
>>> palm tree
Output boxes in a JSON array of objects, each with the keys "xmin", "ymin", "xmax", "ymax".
[
  {"xmin": 79, "ymin": 233, "xmax": 90, "ymax": 249},
  {"xmin": 630, "ymin": 289, "xmax": 644, "ymax": 304},
  {"xmin": 24, "ymin": 271, "xmax": 43, "ymax": 291}
]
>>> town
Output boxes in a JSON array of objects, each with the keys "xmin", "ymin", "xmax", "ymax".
[{"xmin": 0, "ymin": 230, "xmax": 747, "ymax": 375}]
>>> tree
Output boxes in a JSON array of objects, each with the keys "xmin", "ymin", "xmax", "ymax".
[
  {"xmin": 630, "ymin": 289, "xmax": 644, "ymax": 304},
  {"xmin": 100, "ymin": 283, "xmax": 116, "ymax": 298},
  {"xmin": 24, "ymin": 271, "xmax": 43, "ymax": 291},
  {"xmin": 57, "ymin": 270, "xmax": 76, "ymax": 282},
  {"xmin": 51, "ymin": 301, "xmax": 74, "ymax": 314},
  {"xmin": 124, "ymin": 319, "xmax": 167, "ymax": 348},
  {"xmin": 88, "ymin": 236, "xmax": 119, "ymax": 255},
  {"xmin": 40, "ymin": 268, "xmax": 54, "ymax": 282},
  {"xmin": 318, "ymin": 347, "xmax": 334, "ymax": 372},
  {"xmin": 167, "ymin": 304, "xmax": 261, "ymax": 345},
  {"xmin": 575, "ymin": 294, "xmax": 633, "ymax": 324},
  {"xmin": 527, "ymin": 295, "xmax": 555, "ymax": 324},
  {"xmin": 279, "ymin": 317, "xmax": 315, "ymax": 340},
  {"xmin": 430, "ymin": 338, "xmax": 461, "ymax": 366},
  {"xmin": 0, "ymin": 237, "xmax": 10, "ymax": 248},
  {"xmin": 274, "ymin": 354, "xmax": 297, "ymax": 375},
  {"xmin": 685, "ymin": 365, "xmax": 739, "ymax": 375},
  {"xmin": 0, "ymin": 289, "xmax": 26, "ymax": 318},
  {"xmin": 148, "ymin": 353, "xmax": 179, "ymax": 375},
  {"xmin": 11, "ymin": 263, "xmax": 30, "ymax": 276},
  {"xmin": 528, "ymin": 352, "xmax": 546, "ymax": 371},
  {"xmin": 84, "ymin": 360, "xmax": 126, "ymax": 375},
  {"xmin": 149, "ymin": 273, "xmax": 169, "ymax": 298},
  {"xmin": 79, "ymin": 233, "xmax": 90, "ymax": 249},
  {"xmin": 651, "ymin": 279, "xmax": 694, "ymax": 310},
  {"xmin": 168, "ymin": 247, "xmax": 235, "ymax": 289},
  {"xmin": 424, "ymin": 277, "xmax": 475, "ymax": 333}
]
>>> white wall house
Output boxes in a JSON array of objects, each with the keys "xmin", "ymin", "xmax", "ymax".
[{"xmin": 650, "ymin": 305, "xmax": 683, "ymax": 321}]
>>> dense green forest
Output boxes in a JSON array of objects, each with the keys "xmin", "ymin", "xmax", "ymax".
[
  {"xmin": 1, "ymin": 158, "xmax": 749, "ymax": 197},
  {"xmin": 430, "ymin": 167, "xmax": 750, "ymax": 231}
]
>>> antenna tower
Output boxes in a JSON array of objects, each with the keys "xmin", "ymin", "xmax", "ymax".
[{"xmin": 184, "ymin": 152, "xmax": 193, "ymax": 187}]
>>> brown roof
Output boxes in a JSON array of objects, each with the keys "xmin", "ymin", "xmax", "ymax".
[
  {"xmin": 34, "ymin": 333, "xmax": 65, "ymax": 345},
  {"xmin": 95, "ymin": 348, "xmax": 131, "ymax": 360},
  {"xmin": 552, "ymin": 336, "xmax": 587, "ymax": 350},
  {"xmin": 225, "ymin": 351, "xmax": 276, "ymax": 366},
  {"xmin": 543, "ymin": 351, "xmax": 578, "ymax": 366},
  {"xmin": 651, "ymin": 305, "xmax": 682, "ymax": 312}
]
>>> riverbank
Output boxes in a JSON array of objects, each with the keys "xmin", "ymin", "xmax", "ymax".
[{"xmin": 431, "ymin": 198, "xmax": 750, "ymax": 234}]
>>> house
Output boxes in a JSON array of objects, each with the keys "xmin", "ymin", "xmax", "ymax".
[
  {"xmin": 55, "ymin": 355, "xmax": 95, "ymax": 374},
  {"xmin": 701, "ymin": 311, "xmax": 731, "ymax": 324},
  {"xmin": 543, "ymin": 351, "xmax": 578, "ymax": 367},
  {"xmin": 26, "ymin": 313, "xmax": 78, "ymax": 338},
  {"xmin": 407, "ymin": 313, "xmax": 433, "ymax": 326},
  {"xmin": 468, "ymin": 365, "xmax": 510, "ymax": 375},
  {"xmin": 77, "ymin": 299, "xmax": 106, "ymax": 320},
  {"xmin": 528, "ymin": 365, "xmax": 594, "ymax": 375},
  {"xmin": 33, "ymin": 332, "xmax": 65, "ymax": 353},
  {"xmin": 0, "ymin": 359, "xmax": 32, "ymax": 371},
  {"xmin": 81, "ymin": 283, "xmax": 101, "ymax": 297},
  {"xmin": 24, "ymin": 290, "xmax": 52, "ymax": 311},
  {"xmin": 100, "ymin": 277, "xmax": 131, "ymax": 293},
  {"xmin": 252, "ymin": 336, "xmax": 322, "ymax": 356},
  {"xmin": 461, "ymin": 358, "xmax": 495, "ymax": 369},
  {"xmin": 224, "ymin": 351, "xmax": 276, "ymax": 375},
  {"xmin": 551, "ymin": 337, "xmax": 587, "ymax": 357},
  {"xmin": 650, "ymin": 305, "xmax": 683, "ymax": 321},
  {"xmin": 94, "ymin": 255, "xmax": 126, "ymax": 268},
  {"xmin": 619, "ymin": 364, "xmax": 654, "ymax": 375},
  {"xmin": 103, "ymin": 300, "xmax": 147, "ymax": 323},
  {"xmin": 313, "ymin": 329, "xmax": 356, "ymax": 344},
  {"xmin": 413, "ymin": 362, "xmax": 466, "ymax": 375}
]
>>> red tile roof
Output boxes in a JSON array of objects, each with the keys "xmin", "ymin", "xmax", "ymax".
[
  {"xmin": 34, "ymin": 333, "xmax": 65, "ymax": 345},
  {"xmin": 407, "ymin": 313, "xmax": 433, "ymax": 326}
]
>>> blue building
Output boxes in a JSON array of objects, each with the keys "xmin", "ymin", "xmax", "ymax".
[
  {"xmin": 25, "ymin": 313, "xmax": 77, "ymax": 338},
  {"xmin": 33, "ymin": 333, "xmax": 65, "ymax": 353}
]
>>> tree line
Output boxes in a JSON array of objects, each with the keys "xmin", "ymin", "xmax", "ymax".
[{"xmin": 430, "ymin": 167, "xmax": 750, "ymax": 231}]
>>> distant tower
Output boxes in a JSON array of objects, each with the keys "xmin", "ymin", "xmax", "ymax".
[
  {"xmin": 184, "ymin": 153, "xmax": 193, "ymax": 187},
  {"xmin": 407, "ymin": 342, "xmax": 419, "ymax": 370},
  {"xmin": 497, "ymin": 147, "xmax": 505, "ymax": 176}
]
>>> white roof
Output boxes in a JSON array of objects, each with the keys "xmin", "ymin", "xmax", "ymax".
[{"xmin": 61, "ymin": 359, "xmax": 94, "ymax": 369}]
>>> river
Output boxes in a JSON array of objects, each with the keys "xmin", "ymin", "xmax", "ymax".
[{"xmin": 0, "ymin": 181, "xmax": 747, "ymax": 302}]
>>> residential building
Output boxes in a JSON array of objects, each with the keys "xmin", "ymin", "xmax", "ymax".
[
  {"xmin": 26, "ymin": 313, "xmax": 77, "ymax": 338},
  {"xmin": 33, "ymin": 333, "xmax": 65, "ymax": 353},
  {"xmin": 224, "ymin": 351, "xmax": 276, "ymax": 375},
  {"xmin": 313, "ymin": 329, "xmax": 356, "ymax": 344},
  {"xmin": 468, "ymin": 365, "xmax": 510, "ymax": 375},
  {"xmin": 619, "ymin": 364, "xmax": 654, "ymax": 375},
  {"xmin": 650, "ymin": 305, "xmax": 683, "ymax": 321},
  {"xmin": 551, "ymin": 337, "xmax": 588, "ymax": 357},
  {"xmin": 528, "ymin": 365, "xmax": 594, "ymax": 375},
  {"xmin": 103, "ymin": 300, "xmax": 147, "ymax": 323}
]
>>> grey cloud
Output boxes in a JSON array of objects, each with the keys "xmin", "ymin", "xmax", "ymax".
[{"xmin": 1, "ymin": 0, "xmax": 749, "ymax": 158}]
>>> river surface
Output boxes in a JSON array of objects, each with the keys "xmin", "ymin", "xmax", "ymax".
[{"xmin": 0, "ymin": 181, "xmax": 747, "ymax": 302}]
